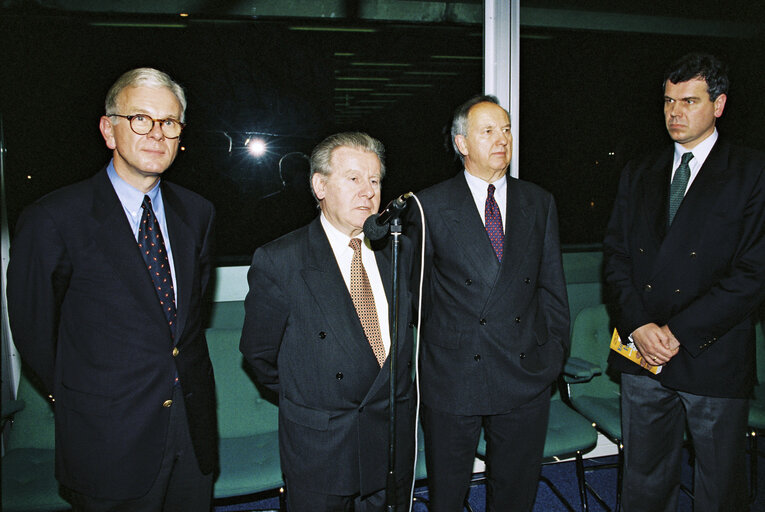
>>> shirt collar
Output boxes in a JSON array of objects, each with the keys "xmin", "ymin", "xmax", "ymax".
[
  {"xmin": 106, "ymin": 159, "xmax": 161, "ymax": 213},
  {"xmin": 674, "ymin": 128, "xmax": 718, "ymax": 168}
]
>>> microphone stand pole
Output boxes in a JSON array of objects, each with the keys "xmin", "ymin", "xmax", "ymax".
[{"xmin": 385, "ymin": 217, "xmax": 402, "ymax": 512}]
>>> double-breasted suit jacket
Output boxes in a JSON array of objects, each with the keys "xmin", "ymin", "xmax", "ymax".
[
  {"xmin": 415, "ymin": 173, "xmax": 570, "ymax": 415},
  {"xmin": 7, "ymin": 167, "xmax": 218, "ymax": 500},
  {"xmin": 604, "ymin": 138, "xmax": 765, "ymax": 398},
  {"xmin": 239, "ymin": 217, "xmax": 416, "ymax": 496}
]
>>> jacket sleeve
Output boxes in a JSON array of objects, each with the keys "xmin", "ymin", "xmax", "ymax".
[
  {"xmin": 603, "ymin": 163, "xmax": 656, "ymax": 337},
  {"xmin": 239, "ymin": 246, "xmax": 288, "ymax": 393},
  {"xmin": 7, "ymin": 202, "xmax": 72, "ymax": 394},
  {"xmin": 538, "ymin": 195, "xmax": 571, "ymax": 356}
]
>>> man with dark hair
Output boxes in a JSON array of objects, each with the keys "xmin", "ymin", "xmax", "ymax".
[
  {"xmin": 413, "ymin": 95, "xmax": 570, "ymax": 511},
  {"xmin": 7, "ymin": 68, "xmax": 217, "ymax": 510},
  {"xmin": 604, "ymin": 52, "xmax": 765, "ymax": 511},
  {"xmin": 240, "ymin": 132, "xmax": 416, "ymax": 512}
]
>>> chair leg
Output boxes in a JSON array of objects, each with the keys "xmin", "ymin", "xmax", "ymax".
[
  {"xmin": 615, "ymin": 442, "xmax": 623, "ymax": 512},
  {"xmin": 575, "ymin": 451, "xmax": 589, "ymax": 512},
  {"xmin": 750, "ymin": 429, "xmax": 758, "ymax": 504},
  {"xmin": 278, "ymin": 486, "xmax": 286, "ymax": 511}
]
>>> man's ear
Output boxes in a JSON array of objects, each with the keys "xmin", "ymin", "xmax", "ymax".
[
  {"xmin": 99, "ymin": 116, "xmax": 117, "ymax": 150},
  {"xmin": 311, "ymin": 172, "xmax": 326, "ymax": 201},
  {"xmin": 454, "ymin": 135, "xmax": 469, "ymax": 157},
  {"xmin": 713, "ymin": 93, "xmax": 727, "ymax": 118}
]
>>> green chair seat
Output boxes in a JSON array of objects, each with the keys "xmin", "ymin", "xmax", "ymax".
[
  {"xmin": 216, "ymin": 433, "xmax": 283, "ymax": 499},
  {"xmin": 1, "ymin": 448, "xmax": 69, "ymax": 512},
  {"xmin": 569, "ymin": 395, "xmax": 622, "ymax": 442}
]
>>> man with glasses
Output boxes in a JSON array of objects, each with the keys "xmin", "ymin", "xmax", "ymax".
[{"xmin": 7, "ymin": 67, "xmax": 217, "ymax": 511}]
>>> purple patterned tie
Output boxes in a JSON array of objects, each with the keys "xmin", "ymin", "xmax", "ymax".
[
  {"xmin": 485, "ymin": 184, "xmax": 504, "ymax": 262},
  {"xmin": 138, "ymin": 195, "xmax": 177, "ymax": 338}
]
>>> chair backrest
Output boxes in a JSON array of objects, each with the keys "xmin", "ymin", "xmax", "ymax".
[
  {"xmin": 568, "ymin": 304, "xmax": 620, "ymax": 401},
  {"xmin": 208, "ymin": 301, "xmax": 246, "ymax": 330},
  {"xmin": 756, "ymin": 320, "xmax": 765, "ymax": 385},
  {"xmin": 5, "ymin": 369, "xmax": 56, "ymax": 452},
  {"xmin": 206, "ymin": 328, "xmax": 279, "ymax": 438}
]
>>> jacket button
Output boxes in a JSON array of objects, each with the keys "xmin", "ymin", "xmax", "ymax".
[
  {"xmin": 319, "ymin": 331, "xmax": 326, "ymax": 339},
  {"xmin": 474, "ymin": 354, "xmax": 481, "ymax": 361},
  {"xmin": 524, "ymin": 277, "xmax": 531, "ymax": 284},
  {"xmin": 172, "ymin": 347, "xmax": 179, "ymax": 357},
  {"xmin": 674, "ymin": 289, "xmax": 681, "ymax": 294},
  {"xmin": 408, "ymin": 321, "xmax": 415, "ymax": 328},
  {"xmin": 644, "ymin": 284, "xmax": 652, "ymax": 291},
  {"xmin": 520, "ymin": 353, "xmax": 526, "ymax": 359},
  {"xmin": 479, "ymin": 318, "xmax": 487, "ymax": 325},
  {"xmin": 465, "ymin": 279, "xmax": 472, "ymax": 286},
  {"xmin": 515, "ymin": 317, "xmax": 521, "ymax": 323},
  {"xmin": 336, "ymin": 372, "xmax": 344, "ymax": 380},
  {"xmin": 638, "ymin": 247, "xmax": 645, "ymax": 253},
  {"xmin": 690, "ymin": 251, "xmax": 697, "ymax": 258},
  {"xmin": 163, "ymin": 400, "xmax": 173, "ymax": 408}
]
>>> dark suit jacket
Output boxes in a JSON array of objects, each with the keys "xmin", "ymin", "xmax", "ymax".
[
  {"xmin": 414, "ymin": 173, "xmax": 570, "ymax": 415},
  {"xmin": 239, "ymin": 217, "xmax": 416, "ymax": 497},
  {"xmin": 6, "ymin": 167, "xmax": 218, "ymax": 500},
  {"xmin": 603, "ymin": 138, "xmax": 765, "ymax": 398}
]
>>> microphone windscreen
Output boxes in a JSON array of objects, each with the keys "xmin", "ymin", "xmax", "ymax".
[{"xmin": 363, "ymin": 214, "xmax": 389, "ymax": 241}]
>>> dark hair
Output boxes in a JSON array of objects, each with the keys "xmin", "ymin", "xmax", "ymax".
[
  {"xmin": 451, "ymin": 95, "xmax": 510, "ymax": 161},
  {"xmin": 663, "ymin": 53, "xmax": 729, "ymax": 101}
]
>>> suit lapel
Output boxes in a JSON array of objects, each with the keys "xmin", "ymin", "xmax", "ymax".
[
  {"xmin": 301, "ymin": 219, "xmax": 379, "ymax": 370},
  {"xmin": 162, "ymin": 184, "xmax": 195, "ymax": 341},
  {"xmin": 91, "ymin": 169, "xmax": 171, "ymax": 337},
  {"xmin": 640, "ymin": 147, "xmax": 673, "ymax": 244},
  {"xmin": 491, "ymin": 177, "xmax": 533, "ymax": 297},
  {"xmin": 651, "ymin": 140, "xmax": 731, "ymax": 277},
  {"xmin": 438, "ymin": 175, "xmax": 501, "ymax": 287}
]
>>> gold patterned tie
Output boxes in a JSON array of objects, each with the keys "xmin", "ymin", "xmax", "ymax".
[{"xmin": 348, "ymin": 238, "xmax": 386, "ymax": 367}]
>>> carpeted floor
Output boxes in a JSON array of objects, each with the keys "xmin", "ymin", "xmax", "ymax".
[{"xmin": 215, "ymin": 446, "xmax": 764, "ymax": 511}]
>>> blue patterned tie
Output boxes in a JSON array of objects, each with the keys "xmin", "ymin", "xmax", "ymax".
[
  {"xmin": 138, "ymin": 195, "xmax": 177, "ymax": 338},
  {"xmin": 668, "ymin": 152, "xmax": 693, "ymax": 226},
  {"xmin": 485, "ymin": 184, "xmax": 504, "ymax": 262}
]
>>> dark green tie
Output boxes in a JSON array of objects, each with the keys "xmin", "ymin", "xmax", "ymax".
[{"xmin": 668, "ymin": 152, "xmax": 693, "ymax": 225}]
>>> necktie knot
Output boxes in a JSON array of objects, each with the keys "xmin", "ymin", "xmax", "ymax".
[
  {"xmin": 487, "ymin": 183, "xmax": 496, "ymax": 198},
  {"xmin": 680, "ymin": 152, "xmax": 694, "ymax": 167},
  {"xmin": 142, "ymin": 194, "xmax": 153, "ymax": 211},
  {"xmin": 349, "ymin": 237, "xmax": 362, "ymax": 253}
]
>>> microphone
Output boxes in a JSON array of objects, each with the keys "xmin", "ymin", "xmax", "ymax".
[{"xmin": 363, "ymin": 192, "xmax": 412, "ymax": 240}]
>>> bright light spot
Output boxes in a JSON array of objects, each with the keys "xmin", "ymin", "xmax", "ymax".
[
  {"xmin": 27, "ymin": 175, "xmax": 32, "ymax": 180},
  {"xmin": 247, "ymin": 138, "xmax": 267, "ymax": 157},
  {"xmin": 180, "ymin": 146, "xmax": 186, "ymax": 151}
]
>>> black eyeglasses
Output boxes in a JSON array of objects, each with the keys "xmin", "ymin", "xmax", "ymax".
[{"xmin": 108, "ymin": 114, "xmax": 185, "ymax": 139}]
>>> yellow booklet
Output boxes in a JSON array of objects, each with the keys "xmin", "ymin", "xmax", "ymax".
[{"xmin": 609, "ymin": 328, "xmax": 662, "ymax": 374}]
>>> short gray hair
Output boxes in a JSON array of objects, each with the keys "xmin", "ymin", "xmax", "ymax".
[
  {"xmin": 451, "ymin": 94, "xmax": 509, "ymax": 162},
  {"xmin": 105, "ymin": 67, "xmax": 187, "ymax": 122},
  {"xmin": 309, "ymin": 132, "xmax": 386, "ymax": 203}
]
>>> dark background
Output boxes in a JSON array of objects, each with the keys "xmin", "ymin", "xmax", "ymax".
[{"xmin": 2, "ymin": 11, "xmax": 764, "ymax": 262}]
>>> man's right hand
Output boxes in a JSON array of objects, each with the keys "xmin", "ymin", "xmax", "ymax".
[{"xmin": 632, "ymin": 323, "xmax": 679, "ymax": 366}]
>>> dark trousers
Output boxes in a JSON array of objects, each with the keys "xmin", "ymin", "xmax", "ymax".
[
  {"xmin": 285, "ymin": 473, "xmax": 414, "ymax": 512},
  {"xmin": 421, "ymin": 389, "xmax": 550, "ymax": 512},
  {"xmin": 621, "ymin": 374, "xmax": 749, "ymax": 512},
  {"xmin": 63, "ymin": 386, "xmax": 213, "ymax": 512}
]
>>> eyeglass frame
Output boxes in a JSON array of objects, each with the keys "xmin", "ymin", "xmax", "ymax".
[{"xmin": 107, "ymin": 114, "xmax": 186, "ymax": 139}]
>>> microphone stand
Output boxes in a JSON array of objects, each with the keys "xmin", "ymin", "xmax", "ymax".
[{"xmin": 385, "ymin": 217, "xmax": 402, "ymax": 512}]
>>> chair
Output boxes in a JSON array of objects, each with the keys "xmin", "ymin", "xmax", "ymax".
[
  {"xmin": 206, "ymin": 328, "xmax": 285, "ymax": 510},
  {"xmin": 565, "ymin": 304, "xmax": 623, "ymax": 511},
  {"xmin": 1, "ymin": 368, "xmax": 70, "ymax": 512},
  {"xmin": 747, "ymin": 320, "xmax": 765, "ymax": 502}
]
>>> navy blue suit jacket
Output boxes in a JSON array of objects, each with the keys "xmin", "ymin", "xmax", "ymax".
[
  {"xmin": 604, "ymin": 138, "xmax": 765, "ymax": 397},
  {"xmin": 7, "ymin": 168, "xmax": 217, "ymax": 499}
]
